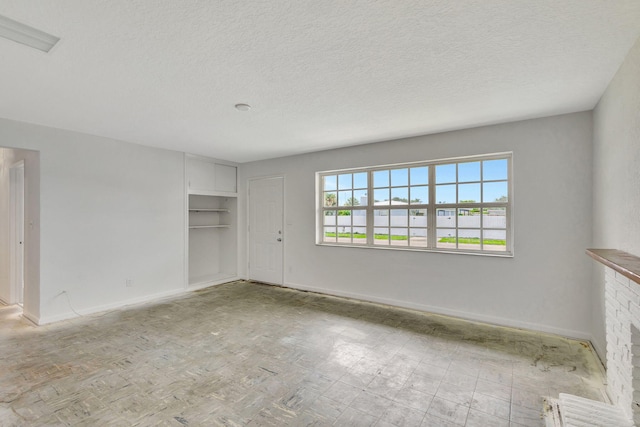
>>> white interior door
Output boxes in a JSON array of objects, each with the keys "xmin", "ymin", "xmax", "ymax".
[
  {"xmin": 10, "ymin": 162, "xmax": 25, "ymax": 306},
  {"xmin": 248, "ymin": 177, "xmax": 284, "ymax": 285}
]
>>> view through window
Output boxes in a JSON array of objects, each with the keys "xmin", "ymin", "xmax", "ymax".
[{"xmin": 318, "ymin": 153, "xmax": 512, "ymax": 255}]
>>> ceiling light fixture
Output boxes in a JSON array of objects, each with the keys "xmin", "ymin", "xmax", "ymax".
[
  {"xmin": 0, "ymin": 14, "xmax": 60, "ymax": 53},
  {"xmin": 235, "ymin": 103, "xmax": 251, "ymax": 112}
]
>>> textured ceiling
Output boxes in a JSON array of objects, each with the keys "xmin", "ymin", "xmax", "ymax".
[{"xmin": 0, "ymin": 1, "xmax": 639, "ymax": 163}]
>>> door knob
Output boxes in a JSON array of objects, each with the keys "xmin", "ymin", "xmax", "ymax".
[{"xmin": 277, "ymin": 238, "xmax": 282, "ymax": 242}]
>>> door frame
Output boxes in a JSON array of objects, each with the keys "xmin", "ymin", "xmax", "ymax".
[
  {"xmin": 246, "ymin": 175, "xmax": 285, "ymax": 285},
  {"xmin": 9, "ymin": 160, "xmax": 25, "ymax": 306}
]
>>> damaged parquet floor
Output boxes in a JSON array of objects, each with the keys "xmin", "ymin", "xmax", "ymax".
[{"xmin": 0, "ymin": 281, "xmax": 606, "ymax": 426}]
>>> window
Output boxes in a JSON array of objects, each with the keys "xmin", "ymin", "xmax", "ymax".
[{"xmin": 318, "ymin": 153, "xmax": 512, "ymax": 255}]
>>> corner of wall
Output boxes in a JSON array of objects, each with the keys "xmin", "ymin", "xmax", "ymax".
[{"xmin": 590, "ymin": 34, "xmax": 640, "ymax": 366}]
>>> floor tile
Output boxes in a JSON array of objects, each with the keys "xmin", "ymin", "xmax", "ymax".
[
  {"xmin": 448, "ymin": 360, "xmax": 482, "ymax": 379},
  {"xmin": 441, "ymin": 370, "xmax": 478, "ymax": 390},
  {"xmin": 379, "ymin": 401, "xmax": 426, "ymax": 426},
  {"xmin": 367, "ymin": 374, "xmax": 407, "ymax": 399},
  {"xmin": 510, "ymin": 404, "xmax": 545, "ymax": 426},
  {"xmin": 375, "ymin": 420, "xmax": 397, "ymax": 427},
  {"xmin": 510, "ymin": 386, "xmax": 546, "ymax": 411},
  {"xmin": 511, "ymin": 375, "xmax": 551, "ymax": 395},
  {"xmin": 0, "ymin": 281, "xmax": 607, "ymax": 427},
  {"xmin": 393, "ymin": 387, "xmax": 433, "ymax": 412},
  {"xmin": 350, "ymin": 391, "xmax": 393, "ymax": 418},
  {"xmin": 435, "ymin": 380, "xmax": 474, "ymax": 406},
  {"xmin": 465, "ymin": 408, "xmax": 509, "ymax": 427},
  {"xmin": 421, "ymin": 354, "xmax": 454, "ymax": 370},
  {"xmin": 478, "ymin": 364, "xmax": 513, "ymax": 386},
  {"xmin": 339, "ymin": 371, "xmax": 376, "ymax": 390},
  {"xmin": 404, "ymin": 372, "xmax": 441, "ymax": 395},
  {"xmin": 474, "ymin": 378, "xmax": 511, "ymax": 402},
  {"xmin": 334, "ymin": 406, "xmax": 379, "ymax": 426},
  {"xmin": 323, "ymin": 380, "xmax": 363, "ymax": 406},
  {"xmin": 305, "ymin": 395, "xmax": 347, "ymax": 421},
  {"xmin": 247, "ymin": 404, "xmax": 298, "ymax": 426},
  {"xmin": 421, "ymin": 412, "xmax": 464, "ymax": 427},
  {"xmin": 427, "ymin": 396, "xmax": 470, "ymax": 426},
  {"xmin": 413, "ymin": 362, "xmax": 448, "ymax": 380},
  {"xmin": 470, "ymin": 392, "xmax": 510, "ymax": 420}
]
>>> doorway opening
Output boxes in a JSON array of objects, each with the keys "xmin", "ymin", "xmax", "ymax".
[
  {"xmin": 0, "ymin": 146, "xmax": 40, "ymax": 324},
  {"xmin": 10, "ymin": 161, "xmax": 25, "ymax": 307}
]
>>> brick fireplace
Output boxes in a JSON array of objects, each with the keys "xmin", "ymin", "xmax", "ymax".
[
  {"xmin": 588, "ymin": 249, "xmax": 640, "ymax": 426},
  {"xmin": 604, "ymin": 266, "xmax": 640, "ymax": 423}
]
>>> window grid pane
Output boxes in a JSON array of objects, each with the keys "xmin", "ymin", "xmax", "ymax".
[
  {"xmin": 374, "ymin": 227, "xmax": 390, "ymax": 245},
  {"xmin": 391, "ymin": 187, "xmax": 409, "ymax": 204},
  {"xmin": 410, "ymin": 186, "xmax": 428, "ymax": 204},
  {"xmin": 319, "ymin": 153, "xmax": 511, "ymax": 255},
  {"xmin": 483, "ymin": 229, "xmax": 507, "ymax": 251},
  {"xmin": 338, "ymin": 174, "xmax": 352, "ymax": 190},
  {"xmin": 436, "ymin": 229, "xmax": 457, "ymax": 249},
  {"xmin": 391, "ymin": 168, "xmax": 409, "ymax": 187},
  {"xmin": 336, "ymin": 210, "xmax": 352, "ymax": 243},
  {"xmin": 352, "ymin": 210, "xmax": 367, "ymax": 244},
  {"xmin": 410, "ymin": 166, "xmax": 428, "ymax": 185},
  {"xmin": 353, "ymin": 172, "xmax": 367, "ymax": 189},
  {"xmin": 373, "ymin": 170, "xmax": 389, "ymax": 188},
  {"xmin": 323, "ymin": 226, "xmax": 336, "ymax": 242}
]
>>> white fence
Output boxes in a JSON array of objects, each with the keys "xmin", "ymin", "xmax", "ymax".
[{"xmin": 325, "ymin": 212, "xmax": 506, "ymax": 239}]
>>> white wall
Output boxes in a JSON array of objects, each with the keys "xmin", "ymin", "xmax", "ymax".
[
  {"xmin": 592, "ymin": 36, "xmax": 640, "ymax": 359},
  {"xmin": 0, "ymin": 118, "xmax": 186, "ymax": 323},
  {"xmin": 239, "ymin": 112, "xmax": 594, "ymax": 338},
  {"xmin": 0, "ymin": 147, "xmax": 40, "ymax": 322}
]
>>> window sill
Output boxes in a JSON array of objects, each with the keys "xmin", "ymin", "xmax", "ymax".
[{"xmin": 316, "ymin": 242, "xmax": 514, "ymax": 258}]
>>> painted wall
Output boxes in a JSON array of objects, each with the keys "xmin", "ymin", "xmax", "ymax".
[
  {"xmin": 0, "ymin": 118, "xmax": 186, "ymax": 324},
  {"xmin": 239, "ymin": 112, "xmax": 594, "ymax": 339},
  {"xmin": 592, "ymin": 36, "xmax": 640, "ymax": 359},
  {"xmin": 0, "ymin": 147, "xmax": 40, "ymax": 322}
]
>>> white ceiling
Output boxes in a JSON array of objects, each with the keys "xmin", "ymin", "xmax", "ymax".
[{"xmin": 0, "ymin": 1, "xmax": 639, "ymax": 163}]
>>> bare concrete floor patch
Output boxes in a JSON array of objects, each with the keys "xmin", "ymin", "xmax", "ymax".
[{"xmin": 0, "ymin": 281, "xmax": 606, "ymax": 426}]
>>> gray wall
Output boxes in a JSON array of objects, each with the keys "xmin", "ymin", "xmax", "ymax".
[
  {"xmin": 592, "ymin": 36, "xmax": 640, "ymax": 359},
  {"xmin": 239, "ymin": 112, "xmax": 594, "ymax": 339},
  {"xmin": 0, "ymin": 118, "xmax": 186, "ymax": 323}
]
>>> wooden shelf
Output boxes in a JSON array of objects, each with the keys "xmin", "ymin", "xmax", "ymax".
[
  {"xmin": 188, "ymin": 189, "xmax": 238, "ymax": 197},
  {"xmin": 187, "ymin": 193, "xmax": 237, "ymax": 289},
  {"xmin": 587, "ymin": 249, "xmax": 640, "ymax": 285}
]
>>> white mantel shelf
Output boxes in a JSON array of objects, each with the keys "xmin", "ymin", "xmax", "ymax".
[{"xmin": 587, "ymin": 249, "xmax": 640, "ymax": 285}]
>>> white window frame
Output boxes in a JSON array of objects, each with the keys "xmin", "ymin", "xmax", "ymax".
[{"xmin": 316, "ymin": 152, "xmax": 513, "ymax": 257}]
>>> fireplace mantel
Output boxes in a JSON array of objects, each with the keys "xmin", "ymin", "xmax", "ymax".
[
  {"xmin": 583, "ymin": 248, "xmax": 640, "ymax": 425},
  {"xmin": 587, "ymin": 249, "xmax": 640, "ymax": 285}
]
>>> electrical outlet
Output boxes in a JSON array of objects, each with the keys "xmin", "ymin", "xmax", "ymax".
[{"xmin": 126, "ymin": 279, "xmax": 133, "ymax": 287}]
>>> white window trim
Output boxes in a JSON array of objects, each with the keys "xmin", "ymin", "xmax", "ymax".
[{"xmin": 316, "ymin": 152, "xmax": 514, "ymax": 257}]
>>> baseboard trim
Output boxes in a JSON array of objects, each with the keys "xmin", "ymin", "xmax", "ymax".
[
  {"xmin": 37, "ymin": 284, "xmax": 220, "ymax": 325},
  {"xmin": 590, "ymin": 338, "xmax": 608, "ymax": 378},
  {"xmin": 282, "ymin": 281, "xmax": 592, "ymax": 341},
  {"xmin": 35, "ymin": 278, "xmax": 596, "ymax": 344},
  {"xmin": 21, "ymin": 310, "xmax": 39, "ymax": 326},
  {"xmin": 188, "ymin": 276, "xmax": 239, "ymax": 292}
]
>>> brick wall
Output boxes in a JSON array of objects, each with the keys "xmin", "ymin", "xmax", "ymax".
[{"xmin": 605, "ymin": 266, "xmax": 640, "ymax": 424}]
